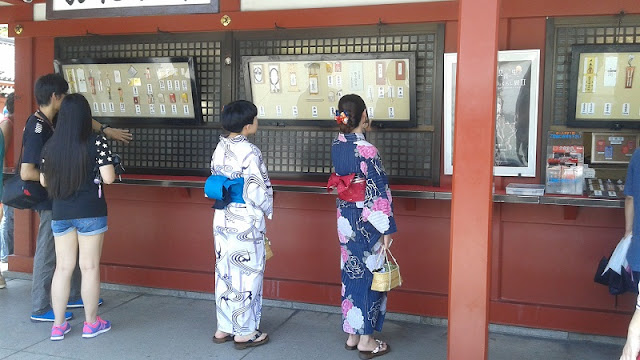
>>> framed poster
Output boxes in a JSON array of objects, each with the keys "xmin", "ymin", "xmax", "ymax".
[
  {"xmin": 568, "ymin": 44, "xmax": 640, "ymax": 129},
  {"xmin": 443, "ymin": 49, "xmax": 540, "ymax": 177},
  {"xmin": 590, "ymin": 132, "xmax": 639, "ymax": 164},
  {"xmin": 54, "ymin": 57, "xmax": 201, "ymax": 126},
  {"xmin": 242, "ymin": 53, "xmax": 416, "ymax": 128}
]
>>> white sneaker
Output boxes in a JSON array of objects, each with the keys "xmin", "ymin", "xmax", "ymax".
[{"xmin": 0, "ymin": 273, "xmax": 6, "ymax": 289}]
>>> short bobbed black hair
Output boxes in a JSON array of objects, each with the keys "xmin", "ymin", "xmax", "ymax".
[
  {"xmin": 221, "ymin": 100, "xmax": 257, "ymax": 133},
  {"xmin": 34, "ymin": 73, "xmax": 69, "ymax": 106}
]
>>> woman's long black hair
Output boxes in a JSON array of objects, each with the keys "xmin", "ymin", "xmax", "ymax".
[{"xmin": 41, "ymin": 93, "xmax": 93, "ymax": 199}]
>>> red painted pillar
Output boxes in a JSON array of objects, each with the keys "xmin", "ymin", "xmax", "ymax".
[
  {"xmin": 448, "ymin": 0, "xmax": 500, "ymax": 359},
  {"xmin": 9, "ymin": 36, "xmax": 38, "ymax": 273}
]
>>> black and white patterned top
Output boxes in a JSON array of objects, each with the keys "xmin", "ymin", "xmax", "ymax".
[{"xmin": 95, "ymin": 135, "xmax": 114, "ymax": 166}]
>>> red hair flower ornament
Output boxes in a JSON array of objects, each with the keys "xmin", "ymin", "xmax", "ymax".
[{"xmin": 335, "ymin": 110, "xmax": 349, "ymax": 125}]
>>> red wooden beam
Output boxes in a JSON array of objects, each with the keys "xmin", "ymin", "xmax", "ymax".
[
  {"xmin": 0, "ymin": 4, "xmax": 31, "ymax": 23},
  {"xmin": 448, "ymin": 0, "xmax": 500, "ymax": 359},
  {"xmin": 7, "ymin": 2, "xmax": 458, "ymax": 37},
  {"xmin": 219, "ymin": 0, "xmax": 240, "ymax": 12},
  {"xmin": 1, "ymin": 0, "xmax": 27, "ymax": 6},
  {"xmin": 502, "ymin": 0, "xmax": 640, "ymax": 18}
]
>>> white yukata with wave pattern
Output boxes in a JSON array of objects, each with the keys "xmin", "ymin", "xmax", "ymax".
[{"xmin": 211, "ymin": 134, "xmax": 273, "ymax": 335}]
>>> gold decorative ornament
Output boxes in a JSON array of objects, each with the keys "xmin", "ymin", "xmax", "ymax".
[
  {"xmin": 221, "ymin": 15, "xmax": 231, "ymax": 27},
  {"xmin": 14, "ymin": 24, "xmax": 23, "ymax": 35}
]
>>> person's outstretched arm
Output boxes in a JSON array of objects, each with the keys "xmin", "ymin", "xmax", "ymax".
[{"xmin": 91, "ymin": 119, "xmax": 133, "ymax": 144}]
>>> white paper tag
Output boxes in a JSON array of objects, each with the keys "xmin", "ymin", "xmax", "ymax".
[{"xmin": 584, "ymin": 167, "xmax": 596, "ymax": 179}]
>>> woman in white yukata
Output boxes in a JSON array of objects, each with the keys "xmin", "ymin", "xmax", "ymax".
[{"xmin": 209, "ymin": 100, "xmax": 273, "ymax": 350}]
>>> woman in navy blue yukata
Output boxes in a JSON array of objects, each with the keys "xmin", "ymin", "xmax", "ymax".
[{"xmin": 328, "ymin": 94, "xmax": 397, "ymax": 359}]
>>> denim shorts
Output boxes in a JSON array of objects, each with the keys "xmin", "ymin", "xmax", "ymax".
[{"xmin": 51, "ymin": 217, "xmax": 108, "ymax": 237}]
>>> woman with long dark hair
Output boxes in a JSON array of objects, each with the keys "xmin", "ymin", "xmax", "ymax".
[{"xmin": 41, "ymin": 93, "xmax": 116, "ymax": 340}]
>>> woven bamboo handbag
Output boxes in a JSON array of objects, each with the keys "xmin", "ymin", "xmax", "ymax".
[
  {"xmin": 265, "ymin": 237, "xmax": 274, "ymax": 261},
  {"xmin": 371, "ymin": 248, "xmax": 402, "ymax": 292}
]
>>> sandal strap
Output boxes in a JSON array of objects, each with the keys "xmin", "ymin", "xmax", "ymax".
[
  {"xmin": 372, "ymin": 339, "xmax": 385, "ymax": 354},
  {"xmin": 248, "ymin": 330, "xmax": 263, "ymax": 343}
]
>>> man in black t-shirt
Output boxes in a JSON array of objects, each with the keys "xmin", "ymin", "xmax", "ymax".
[{"xmin": 23, "ymin": 74, "xmax": 133, "ymax": 322}]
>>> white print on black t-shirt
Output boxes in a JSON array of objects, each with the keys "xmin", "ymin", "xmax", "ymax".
[{"xmin": 95, "ymin": 136, "xmax": 115, "ymax": 167}]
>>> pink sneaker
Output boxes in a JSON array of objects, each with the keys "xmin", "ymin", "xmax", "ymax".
[
  {"xmin": 50, "ymin": 321, "xmax": 71, "ymax": 341},
  {"xmin": 82, "ymin": 316, "xmax": 111, "ymax": 338}
]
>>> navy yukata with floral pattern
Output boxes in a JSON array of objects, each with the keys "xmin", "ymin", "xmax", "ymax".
[{"xmin": 332, "ymin": 132, "xmax": 397, "ymax": 335}]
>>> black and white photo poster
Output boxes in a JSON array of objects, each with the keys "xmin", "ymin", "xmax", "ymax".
[{"xmin": 443, "ymin": 49, "xmax": 540, "ymax": 177}]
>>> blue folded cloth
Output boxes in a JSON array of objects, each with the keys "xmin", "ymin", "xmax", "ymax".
[{"xmin": 205, "ymin": 175, "xmax": 245, "ymax": 209}]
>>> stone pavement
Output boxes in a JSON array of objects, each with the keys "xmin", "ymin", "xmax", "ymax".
[{"xmin": 0, "ymin": 271, "xmax": 626, "ymax": 360}]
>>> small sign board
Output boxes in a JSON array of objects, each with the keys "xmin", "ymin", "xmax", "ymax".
[
  {"xmin": 591, "ymin": 132, "xmax": 639, "ymax": 164},
  {"xmin": 47, "ymin": 0, "xmax": 219, "ymax": 20}
]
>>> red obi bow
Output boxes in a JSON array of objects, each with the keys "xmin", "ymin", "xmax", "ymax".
[{"xmin": 327, "ymin": 173, "xmax": 366, "ymax": 202}]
